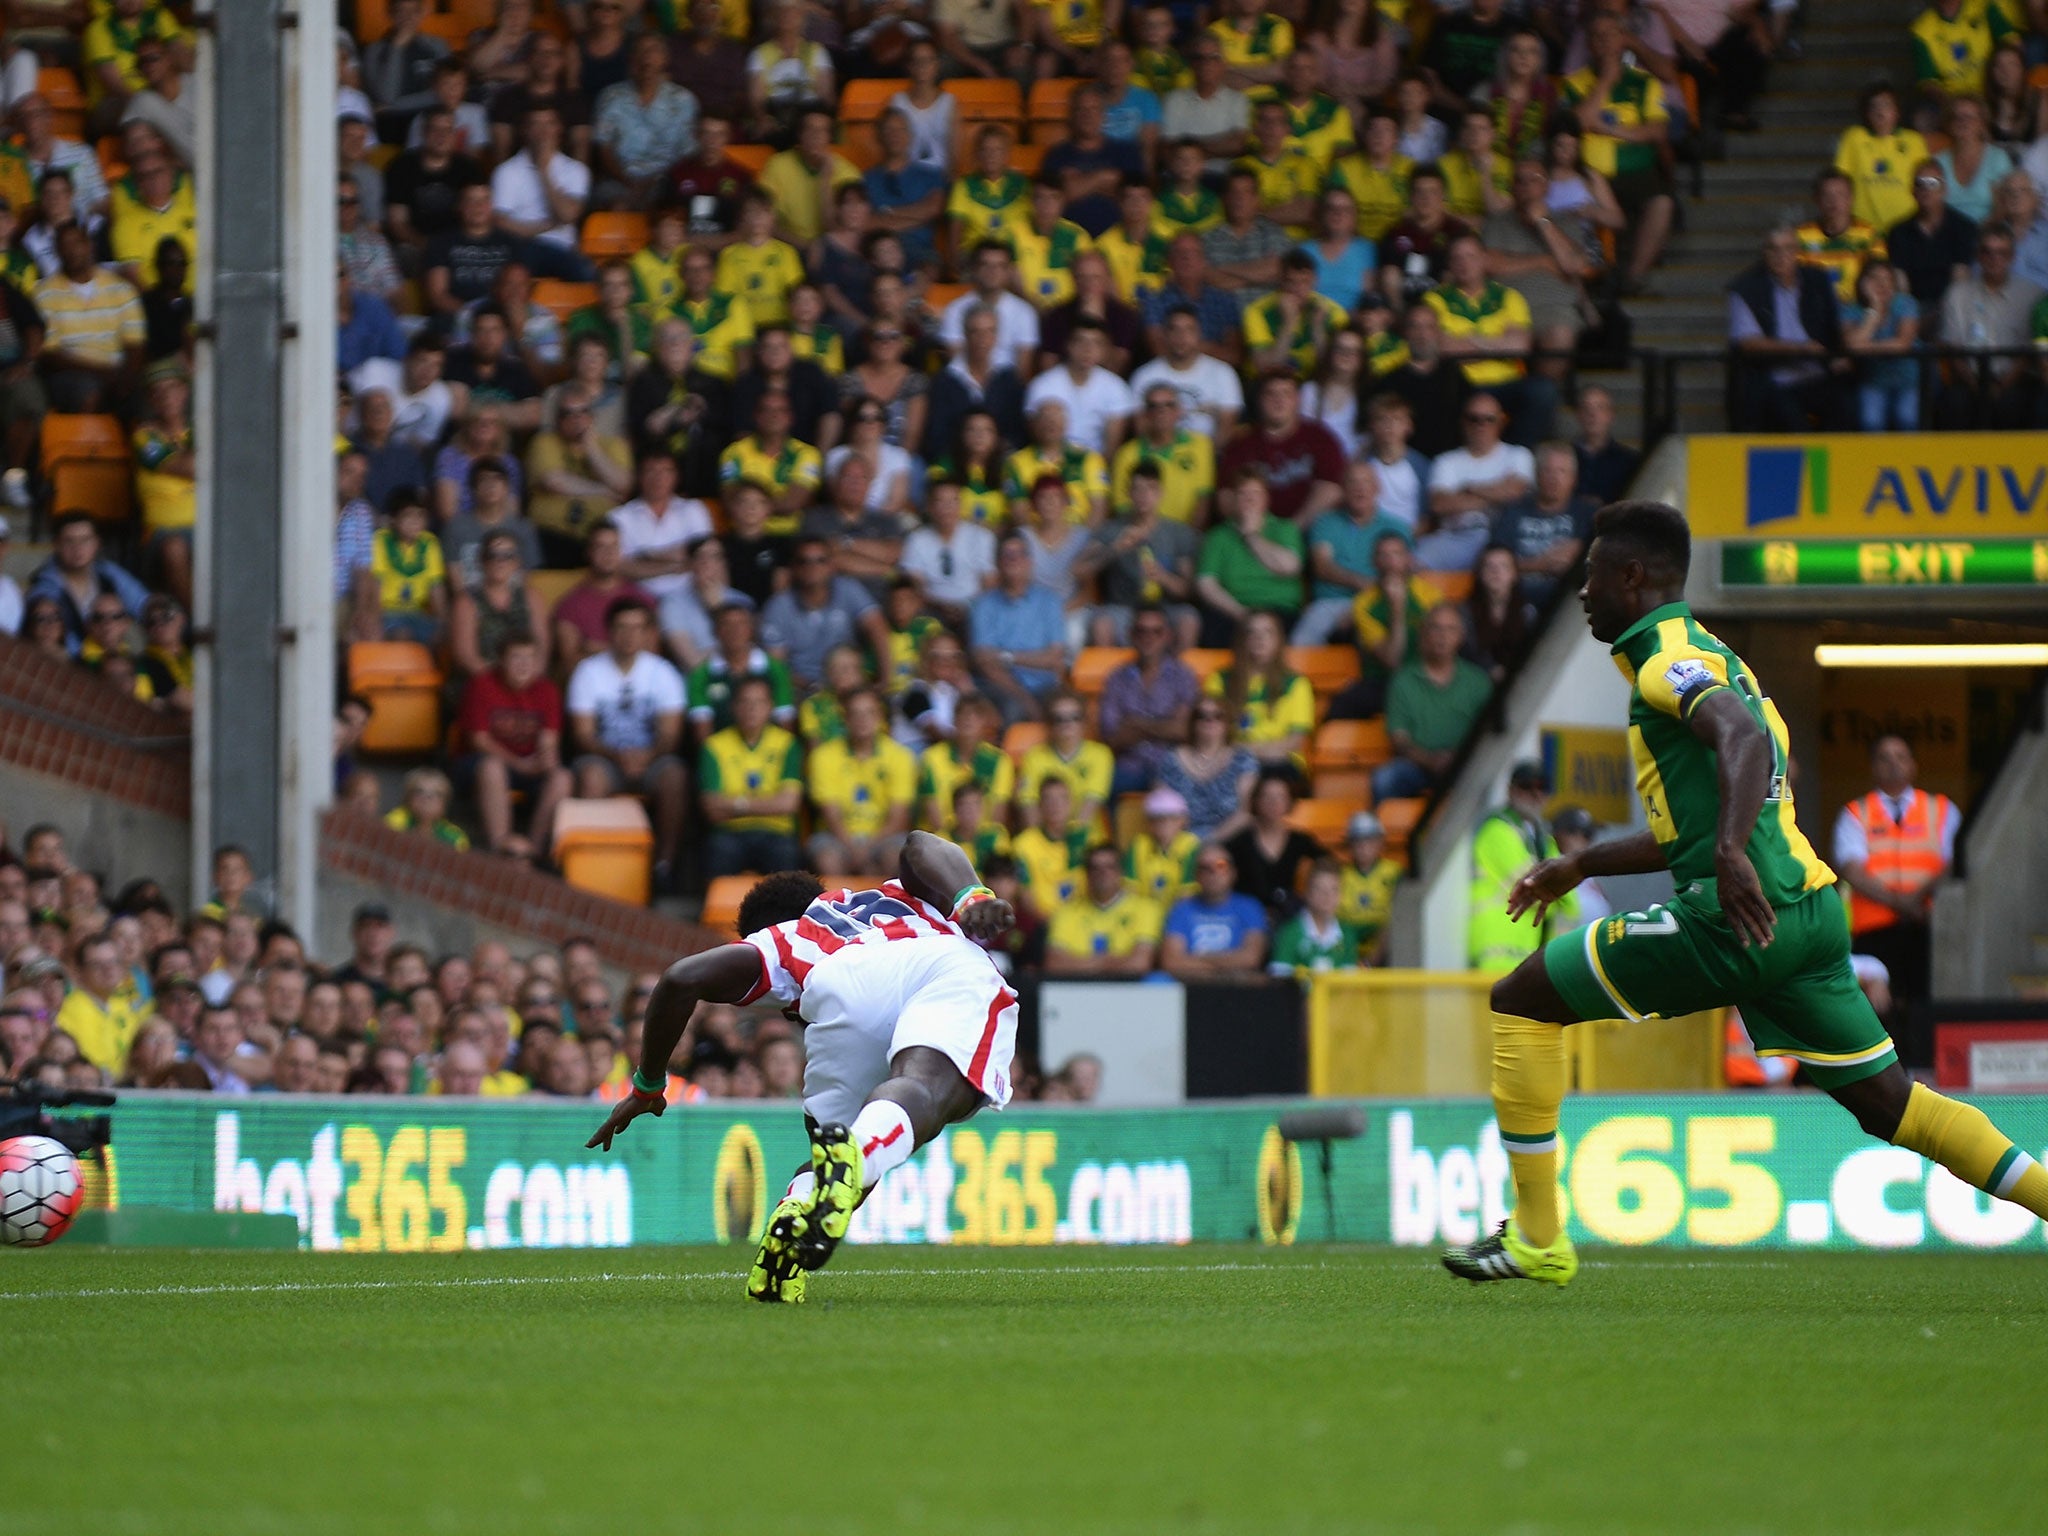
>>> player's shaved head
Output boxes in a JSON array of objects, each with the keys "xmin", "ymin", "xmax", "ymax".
[{"xmin": 738, "ymin": 870, "xmax": 825, "ymax": 938}]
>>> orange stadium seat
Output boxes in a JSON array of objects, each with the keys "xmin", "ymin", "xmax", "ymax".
[
  {"xmin": 1430, "ymin": 570, "xmax": 1473, "ymax": 605},
  {"xmin": 1375, "ymin": 796, "xmax": 1425, "ymax": 853},
  {"xmin": 418, "ymin": 12, "xmax": 469, "ymax": 44},
  {"xmin": 1286, "ymin": 645, "xmax": 1359, "ymax": 699},
  {"xmin": 924, "ymin": 282, "xmax": 969, "ymax": 312},
  {"xmin": 1011, "ymin": 142, "xmax": 1047, "ymax": 176},
  {"xmin": 353, "ymin": 0, "xmax": 391, "ymax": 43},
  {"xmin": 1182, "ymin": 648, "xmax": 1232, "ymax": 684},
  {"xmin": 41, "ymin": 414, "xmax": 132, "ymax": 526},
  {"xmin": 840, "ymin": 77, "xmax": 908, "ymax": 166},
  {"xmin": 728, "ymin": 142, "xmax": 775, "ymax": 174},
  {"xmin": 1070, "ymin": 647, "xmax": 1134, "ymax": 695},
  {"xmin": 1311, "ymin": 767, "xmax": 1371, "ymax": 804},
  {"xmin": 348, "ymin": 641, "xmax": 445, "ymax": 755},
  {"xmin": 1288, "ymin": 797, "xmax": 1366, "ymax": 851},
  {"xmin": 702, "ymin": 874, "xmax": 755, "ymax": 936},
  {"xmin": 1002, "ymin": 721, "xmax": 1046, "ymax": 763},
  {"xmin": 526, "ymin": 567, "xmax": 584, "ymax": 611},
  {"xmin": 1312, "ymin": 718, "xmax": 1389, "ymax": 769},
  {"xmin": 1113, "ymin": 792, "xmax": 1148, "ymax": 848},
  {"xmin": 38, "ymin": 67, "xmax": 85, "ymax": 137},
  {"xmin": 581, "ymin": 212, "xmax": 648, "ymax": 258},
  {"xmin": 531, "ymin": 279, "xmax": 597, "ymax": 323},
  {"xmin": 1028, "ymin": 77, "xmax": 1082, "ymax": 127},
  {"xmin": 945, "ymin": 78, "xmax": 1023, "ymax": 166},
  {"xmin": 553, "ymin": 798, "xmax": 655, "ymax": 907}
]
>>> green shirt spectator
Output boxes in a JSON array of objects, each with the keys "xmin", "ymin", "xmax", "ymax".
[{"xmin": 1196, "ymin": 474, "xmax": 1306, "ymax": 623}]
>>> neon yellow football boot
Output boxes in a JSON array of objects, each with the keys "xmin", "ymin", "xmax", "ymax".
[
  {"xmin": 1441, "ymin": 1219, "xmax": 1580, "ymax": 1287},
  {"xmin": 746, "ymin": 1195, "xmax": 810, "ymax": 1304},
  {"xmin": 794, "ymin": 1121, "xmax": 863, "ymax": 1272}
]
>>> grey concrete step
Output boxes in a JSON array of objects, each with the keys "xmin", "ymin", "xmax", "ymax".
[
  {"xmin": 1770, "ymin": 56, "xmax": 1907, "ymax": 90},
  {"xmin": 1724, "ymin": 127, "xmax": 1842, "ymax": 161}
]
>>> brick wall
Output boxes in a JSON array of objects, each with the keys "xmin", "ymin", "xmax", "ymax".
[
  {"xmin": 320, "ymin": 807, "xmax": 724, "ymax": 974},
  {"xmin": 0, "ymin": 634, "xmax": 191, "ymax": 817}
]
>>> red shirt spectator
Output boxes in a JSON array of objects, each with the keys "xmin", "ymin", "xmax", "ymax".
[
  {"xmin": 458, "ymin": 660, "xmax": 563, "ymax": 760},
  {"xmin": 1217, "ymin": 374, "xmax": 1347, "ymax": 523}
]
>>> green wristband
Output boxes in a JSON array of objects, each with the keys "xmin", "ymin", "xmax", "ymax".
[{"xmin": 631, "ymin": 1067, "xmax": 668, "ymax": 1097}]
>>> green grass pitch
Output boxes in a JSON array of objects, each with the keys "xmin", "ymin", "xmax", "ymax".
[{"xmin": 3, "ymin": 1244, "xmax": 2044, "ymax": 1534}]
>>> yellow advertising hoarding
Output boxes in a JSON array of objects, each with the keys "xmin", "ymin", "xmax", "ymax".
[
  {"xmin": 1539, "ymin": 724, "xmax": 1635, "ymax": 825},
  {"xmin": 1686, "ymin": 435, "xmax": 2048, "ymax": 540}
]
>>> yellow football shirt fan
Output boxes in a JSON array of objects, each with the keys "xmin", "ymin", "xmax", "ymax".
[
  {"xmin": 1424, "ymin": 280, "xmax": 1532, "ymax": 387},
  {"xmin": 1019, "ymin": 739, "xmax": 1115, "ymax": 811},
  {"xmin": 1795, "ymin": 219, "xmax": 1886, "ymax": 302},
  {"xmin": 700, "ymin": 723, "xmax": 803, "ymax": 833},
  {"xmin": 1154, "ymin": 184, "xmax": 1224, "ymax": 237},
  {"xmin": 1557, "ymin": 67, "xmax": 1668, "ymax": 180},
  {"xmin": 1208, "ymin": 12, "xmax": 1295, "ymax": 70},
  {"xmin": 1327, "ymin": 152, "xmax": 1412, "ymax": 240},
  {"xmin": 1255, "ymin": 87, "xmax": 1354, "ymax": 170},
  {"xmin": 714, "ymin": 238, "xmax": 806, "ymax": 326},
  {"xmin": 806, "ymin": 736, "xmax": 918, "ymax": 839},
  {"xmin": 1835, "ymin": 126, "xmax": 1930, "ymax": 232},
  {"xmin": 1096, "ymin": 224, "xmax": 1172, "ymax": 305},
  {"xmin": 1048, "ymin": 891, "xmax": 1164, "ymax": 960},
  {"xmin": 1203, "ymin": 668, "xmax": 1315, "ymax": 753},
  {"xmin": 1110, "ymin": 430, "xmax": 1214, "ymax": 523},
  {"xmin": 57, "ymin": 986, "xmax": 149, "ymax": 1074},
  {"xmin": 718, "ymin": 435, "xmax": 823, "ymax": 534},
  {"xmin": 1339, "ymin": 856, "xmax": 1403, "ymax": 947},
  {"xmin": 948, "ymin": 172, "xmax": 1033, "ymax": 248},
  {"xmin": 1012, "ymin": 217, "xmax": 1096, "ymax": 309},
  {"xmin": 110, "ymin": 172, "xmax": 197, "ymax": 289},
  {"xmin": 919, "ymin": 739, "xmax": 1018, "ymax": 818},
  {"xmin": 1242, "ymin": 290, "xmax": 1351, "ymax": 374},
  {"xmin": 629, "ymin": 246, "xmax": 683, "ymax": 311},
  {"xmin": 1004, "ymin": 442, "xmax": 1108, "ymax": 523},
  {"xmin": 1911, "ymin": 3, "xmax": 2005, "ymax": 94},
  {"xmin": 372, "ymin": 529, "xmax": 445, "ymax": 616},
  {"xmin": 1012, "ymin": 823, "xmax": 1095, "ymax": 908},
  {"xmin": 1234, "ymin": 147, "xmax": 1322, "ymax": 236},
  {"xmin": 670, "ymin": 290, "xmax": 755, "ymax": 380},
  {"xmin": 1125, "ymin": 829, "xmax": 1201, "ymax": 905}
]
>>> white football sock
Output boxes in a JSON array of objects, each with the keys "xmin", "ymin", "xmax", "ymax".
[
  {"xmin": 782, "ymin": 1169, "xmax": 816, "ymax": 1204},
  {"xmin": 849, "ymin": 1100, "xmax": 916, "ymax": 1189}
]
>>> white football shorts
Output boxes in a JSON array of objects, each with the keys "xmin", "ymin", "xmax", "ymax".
[{"xmin": 796, "ymin": 935, "xmax": 1019, "ymax": 1126}]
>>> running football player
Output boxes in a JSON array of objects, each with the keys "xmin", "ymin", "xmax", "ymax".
[
  {"xmin": 587, "ymin": 833, "xmax": 1018, "ymax": 1302},
  {"xmin": 1443, "ymin": 500, "xmax": 2048, "ymax": 1284}
]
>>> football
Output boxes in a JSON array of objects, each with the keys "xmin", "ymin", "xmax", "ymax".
[{"xmin": 0, "ymin": 1134, "xmax": 86, "ymax": 1248}]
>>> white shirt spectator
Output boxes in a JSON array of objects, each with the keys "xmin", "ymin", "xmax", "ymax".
[
  {"xmin": 566, "ymin": 648, "xmax": 689, "ymax": 752},
  {"xmin": 1370, "ymin": 452, "xmax": 1426, "ymax": 535},
  {"xmin": 1418, "ymin": 440, "xmax": 1533, "ymax": 570},
  {"xmin": 1161, "ymin": 85, "xmax": 1252, "ymax": 171},
  {"xmin": 824, "ymin": 443, "xmax": 915, "ymax": 510},
  {"xmin": 901, "ymin": 519, "xmax": 998, "ymax": 607},
  {"xmin": 0, "ymin": 46, "xmax": 36, "ymax": 117},
  {"xmin": 610, "ymin": 496, "xmax": 715, "ymax": 601},
  {"xmin": 888, "ymin": 88, "xmax": 957, "ymax": 174},
  {"xmin": 939, "ymin": 289, "xmax": 1040, "ymax": 373},
  {"xmin": 1128, "ymin": 353, "xmax": 1245, "ymax": 438},
  {"xmin": 25, "ymin": 139, "xmax": 107, "ymax": 219},
  {"xmin": 1024, "ymin": 364, "xmax": 1138, "ymax": 455},
  {"xmin": 490, "ymin": 150, "xmax": 591, "ymax": 248},
  {"xmin": 347, "ymin": 360, "xmax": 458, "ymax": 453},
  {"xmin": 0, "ymin": 569, "xmax": 22, "ymax": 636}
]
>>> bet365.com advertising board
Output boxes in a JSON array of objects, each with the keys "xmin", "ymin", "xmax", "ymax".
[{"xmin": 91, "ymin": 1093, "xmax": 2048, "ymax": 1254}]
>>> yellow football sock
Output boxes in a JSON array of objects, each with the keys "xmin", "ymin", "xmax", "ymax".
[
  {"xmin": 1493, "ymin": 1015, "xmax": 1568, "ymax": 1247},
  {"xmin": 1893, "ymin": 1082, "xmax": 2048, "ymax": 1219}
]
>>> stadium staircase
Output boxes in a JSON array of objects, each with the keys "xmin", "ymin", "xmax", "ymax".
[
  {"xmin": 1593, "ymin": 0, "xmax": 1913, "ymax": 445},
  {"xmin": 1932, "ymin": 695, "xmax": 2048, "ymax": 1000}
]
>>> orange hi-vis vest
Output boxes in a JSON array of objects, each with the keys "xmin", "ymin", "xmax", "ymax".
[{"xmin": 1843, "ymin": 789, "xmax": 1952, "ymax": 935}]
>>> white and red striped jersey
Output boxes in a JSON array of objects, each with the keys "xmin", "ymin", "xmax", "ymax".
[{"xmin": 740, "ymin": 881, "xmax": 963, "ymax": 1006}]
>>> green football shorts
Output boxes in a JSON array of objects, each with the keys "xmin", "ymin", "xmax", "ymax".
[{"xmin": 1544, "ymin": 882, "xmax": 1897, "ymax": 1088}]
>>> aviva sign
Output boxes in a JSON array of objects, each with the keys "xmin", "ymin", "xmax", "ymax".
[{"xmin": 1687, "ymin": 435, "xmax": 2048, "ymax": 540}]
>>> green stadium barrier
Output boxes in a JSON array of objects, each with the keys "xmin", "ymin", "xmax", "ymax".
[{"xmin": 89, "ymin": 1092, "xmax": 2048, "ymax": 1253}]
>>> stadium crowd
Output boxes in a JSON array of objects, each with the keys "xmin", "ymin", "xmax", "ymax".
[
  {"xmin": 4, "ymin": 0, "xmax": 2041, "ymax": 986},
  {"xmin": 0, "ymin": 820, "xmax": 1111, "ymax": 1099}
]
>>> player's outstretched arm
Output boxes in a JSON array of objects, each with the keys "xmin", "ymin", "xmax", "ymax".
[
  {"xmin": 1507, "ymin": 829, "xmax": 1667, "ymax": 927},
  {"xmin": 899, "ymin": 829, "xmax": 1015, "ymax": 941},
  {"xmin": 586, "ymin": 944, "xmax": 764, "ymax": 1150},
  {"xmin": 1686, "ymin": 689, "xmax": 1778, "ymax": 949}
]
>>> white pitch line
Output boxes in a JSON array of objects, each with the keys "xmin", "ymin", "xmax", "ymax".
[{"xmin": 0, "ymin": 1254, "xmax": 1798, "ymax": 1303}]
